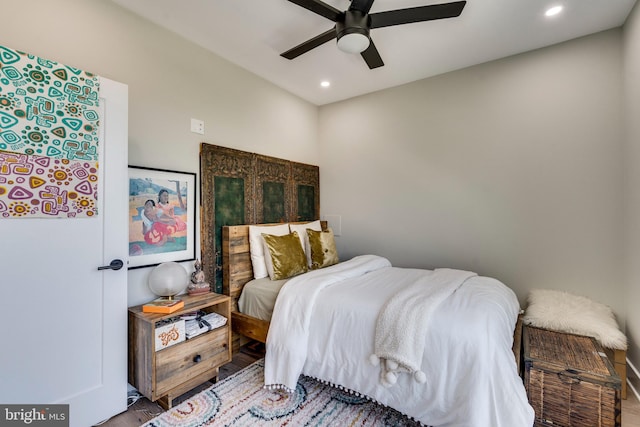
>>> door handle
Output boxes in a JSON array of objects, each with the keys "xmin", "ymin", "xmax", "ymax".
[{"xmin": 98, "ymin": 259, "xmax": 124, "ymax": 271}]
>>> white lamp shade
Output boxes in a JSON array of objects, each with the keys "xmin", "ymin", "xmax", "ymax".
[
  {"xmin": 148, "ymin": 262, "xmax": 188, "ymax": 297},
  {"xmin": 337, "ymin": 32, "xmax": 370, "ymax": 54}
]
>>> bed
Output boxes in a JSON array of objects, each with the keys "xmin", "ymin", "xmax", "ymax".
[{"xmin": 222, "ymin": 222, "xmax": 534, "ymax": 427}]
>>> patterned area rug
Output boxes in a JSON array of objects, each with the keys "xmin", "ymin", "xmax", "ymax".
[{"xmin": 143, "ymin": 359, "xmax": 423, "ymax": 426}]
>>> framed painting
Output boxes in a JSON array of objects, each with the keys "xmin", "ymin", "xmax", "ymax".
[{"xmin": 128, "ymin": 165, "xmax": 196, "ymax": 269}]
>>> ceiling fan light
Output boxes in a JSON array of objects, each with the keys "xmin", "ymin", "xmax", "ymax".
[
  {"xmin": 337, "ymin": 32, "xmax": 370, "ymax": 54},
  {"xmin": 545, "ymin": 5, "xmax": 563, "ymax": 17}
]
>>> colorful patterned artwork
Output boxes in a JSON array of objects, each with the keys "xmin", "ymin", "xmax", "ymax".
[
  {"xmin": 0, "ymin": 151, "xmax": 98, "ymax": 218},
  {"xmin": 0, "ymin": 45, "xmax": 101, "ymax": 218}
]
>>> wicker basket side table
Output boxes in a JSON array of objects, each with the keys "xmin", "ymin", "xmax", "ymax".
[{"xmin": 524, "ymin": 326, "xmax": 621, "ymax": 427}]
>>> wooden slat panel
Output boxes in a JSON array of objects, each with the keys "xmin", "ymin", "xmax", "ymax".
[
  {"xmin": 128, "ymin": 311, "xmax": 154, "ymax": 398},
  {"xmin": 512, "ymin": 313, "xmax": 523, "ymax": 378},
  {"xmin": 605, "ymin": 348, "xmax": 628, "ymax": 399},
  {"xmin": 232, "ymin": 312, "xmax": 270, "ymax": 343}
]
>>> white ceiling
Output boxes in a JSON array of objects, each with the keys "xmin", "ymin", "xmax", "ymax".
[{"xmin": 110, "ymin": 0, "xmax": 637, "ymax": 106}]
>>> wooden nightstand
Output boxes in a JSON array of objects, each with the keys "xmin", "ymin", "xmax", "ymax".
[{"xmin": 128, "ymin": 292, "xmax": 232, "ymax": 409}]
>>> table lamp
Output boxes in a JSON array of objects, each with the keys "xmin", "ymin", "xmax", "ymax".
[{"xmin": 148, "ymin": 262, "xmax": 188, "ymax": 300}]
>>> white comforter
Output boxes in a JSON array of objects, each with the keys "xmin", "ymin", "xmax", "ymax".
[{"xmin": 264, "ymin": 255, "xmax": 534, "ymax": 427}]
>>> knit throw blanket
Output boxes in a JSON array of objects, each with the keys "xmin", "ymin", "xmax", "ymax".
[{"xmin": 370, "ymin": 268, "xmax": 477, "ymax": 387}]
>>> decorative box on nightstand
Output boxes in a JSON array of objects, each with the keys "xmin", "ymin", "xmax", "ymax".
[
  {"xmin": 128, "ymin": 293, "xmax": 231, "ymax": 409},
  {"xmin": 154, "ymin": 318, "xmax": 185, "ymax": 351}
]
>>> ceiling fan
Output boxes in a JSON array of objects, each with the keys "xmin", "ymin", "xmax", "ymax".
[{"xmin": 281, "ymin": 0, "xmax": 467, "ymax": 69}]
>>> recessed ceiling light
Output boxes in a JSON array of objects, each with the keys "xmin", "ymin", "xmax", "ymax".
[
  {"xmin": 320, "ymin": 81, "xmax": 330, "ymax": 88},
  {"xmin": 545, "ymin": 5, "xmax": 563, "ymax": 17}
]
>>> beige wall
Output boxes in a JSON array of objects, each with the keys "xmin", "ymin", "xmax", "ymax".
[
  {"xmin": 624, "ymin": 1, "xmax": 640, "ymax": 389},
  {"xmin": 0, "ymin": 0, "xmax": 320, "ymax": 304},
  {"xmin": 319, "ymin": 30, "xmax": 625, "ymax": 325}
]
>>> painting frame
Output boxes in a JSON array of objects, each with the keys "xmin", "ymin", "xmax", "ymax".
[{"xmin": 127, "ymin": 165, "xmax": 196, "ymax": 269}]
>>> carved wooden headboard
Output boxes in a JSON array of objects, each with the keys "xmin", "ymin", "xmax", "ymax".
[{"xmin": 200, "ymin": 143, "xmax": 320, "ymax": 294}]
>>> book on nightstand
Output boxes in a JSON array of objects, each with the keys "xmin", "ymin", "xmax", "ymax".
[{"xmin": 142, "ymin": 298, "xmax": 184, "ymax": 314}]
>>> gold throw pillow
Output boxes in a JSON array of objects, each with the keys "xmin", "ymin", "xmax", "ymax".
[
  {"xmin": 262, "ymin": 231, "xmax": 308, "ymax": 280},
  {"xmin": 307, "ymin": 228, "xmax": 339, "ymax": 270}
]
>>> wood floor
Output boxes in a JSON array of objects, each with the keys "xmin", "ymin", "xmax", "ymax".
[
  {"xmin": 624, "ymin": 388, "xmax": 640, "ymax": 427},
  {"xmin": 99, "ymin": 342, "xmax": 640, "ymax": 426}
]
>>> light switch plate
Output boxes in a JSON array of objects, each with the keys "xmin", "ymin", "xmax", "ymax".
[{"xmin": 191, "ymin": 118, "xmax": 204, "ymax": 135}]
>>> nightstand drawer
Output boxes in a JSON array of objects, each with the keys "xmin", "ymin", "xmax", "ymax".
[{"xmin": 155, "ymin": 327, "xmax": 229, "ymax": 397}]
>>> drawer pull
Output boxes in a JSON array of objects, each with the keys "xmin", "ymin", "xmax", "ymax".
[
  {"xmin": 193, "ymin": 355, "xmax": 202, "ymax": 363},
  {"xmin": 557, "ymin": 369, "xmax": 581, "ymax": 384}
]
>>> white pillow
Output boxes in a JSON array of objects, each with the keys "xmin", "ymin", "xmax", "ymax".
[
  {"xmin": 523, "ymin": 288, "xmax": 627, "ymax": 350},
  {"xmin": 248, "ymin": 224, "xmax": 289, "ymax": 279},
  {"xmin": 289, "ymin": 220, "xmax": 322, "ymax": 267}
]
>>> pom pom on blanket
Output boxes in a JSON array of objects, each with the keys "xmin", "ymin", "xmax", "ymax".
[
  {"xmin": 384, "ymin": 370, "xmax": 397, "ymax": 387},
  {"xmin": 369, "ymin": 354, "xmax": 380, "ymax": 367},
  {"xmin": 376, "ymin": 358, "xmax": 426, "ymax": 387}
]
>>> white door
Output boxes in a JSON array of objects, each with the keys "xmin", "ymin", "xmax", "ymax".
[{"xmin": 0, "ymin": 77, "xmax": 128, "ymax": 427}]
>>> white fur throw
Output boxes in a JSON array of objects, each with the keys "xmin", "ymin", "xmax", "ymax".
[{"xmin": 523, "ymin": 289, "xmax": 627, "ymax": 350}]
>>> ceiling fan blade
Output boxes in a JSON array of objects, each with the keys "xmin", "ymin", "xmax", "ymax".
[
  {"xmin": 349, "ymin": 0, "xmax": 375, "ymax": 15},
  {"xmin": 286, "ymin": 0, "xmax": 342, "ymax": 22},
  {"xmin": 370, "ymin": 1, "xmax": 466, "ymax": 29},
  {"xmin": 361, "ymin": 39, "xmax": 384, "ymax": 69},
  {"xmin": 281, "ymin": 27, "xmax": 337, "ymax": 60}
]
